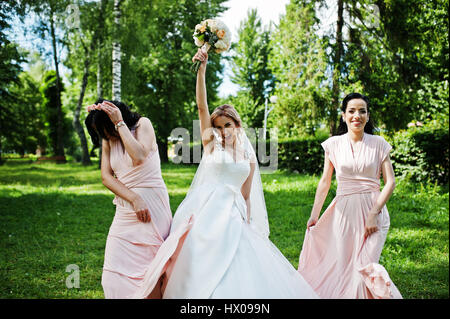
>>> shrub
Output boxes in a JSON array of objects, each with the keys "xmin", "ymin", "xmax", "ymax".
[
  {"xmin": 171, "ymin": 127, "xmax": 449, "ymax": 185},
  {"xmin": 270, "ymin": 137, "xmax": 327, "ymax": 175},
  {"xmin": 385, "ymin": 127, "xmax": 449, "ymax": 185}
]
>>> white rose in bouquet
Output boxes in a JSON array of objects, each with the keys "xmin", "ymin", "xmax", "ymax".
[
  {"xmin": 206, "ymin": 19, "xmax": 218, "ymax": 33},
  {"xmin": 214, "ymin": 40, "xmax": 227, "ymax": 52}
]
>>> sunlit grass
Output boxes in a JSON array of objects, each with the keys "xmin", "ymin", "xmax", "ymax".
[{"xmin": 0, "ymin": 161, "xmax": 448, "ymax": 298}]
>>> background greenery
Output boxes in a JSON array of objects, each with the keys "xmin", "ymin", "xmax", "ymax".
[
  {"xmin": 1, "ymin": 0, "xmax": 448, "ymax": 162},
  {"xmin": 0, "ymin": 0, "xmax": 448, "ymax": 300},
  {"xmin": 0, "ymin": 160, "xmax": 447, "ymax": 298}
]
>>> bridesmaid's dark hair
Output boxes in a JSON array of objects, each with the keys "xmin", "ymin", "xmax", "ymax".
[
  {"xmin": 85, "ymin": 99, "xmax": 141, "ymax": 148},
  {"xmin": 336, "ymin": 93, "xmax": 376, "ymax": 135}
]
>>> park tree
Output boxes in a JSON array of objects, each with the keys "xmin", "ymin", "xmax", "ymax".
[
  {"xmin": 0, "ymin": 1, "xmax": 27, "ymax": 163},
  {"xmin": 112, "ymin": 0, "xmax": 122, "ymax": 101},
  {"xmin": 0, "ymin": 44, "xmax": 27, "ymax": 160},
  {"xmin": 96, "ymin": 0, "xmax": 109, "ymax": 100},
  {"xmin": 4, "ymin": 71, "xmax": 46, "ymax": 156},
  {"xmin": 330, "ymin": 0, "xmax": 345, "ymax": 135},
  {"xmin": 230, "ymin": 8, "xmax": 275, "ymax": 129},
  {"xmin": 376, "ymin": 0, "xmax": 449, "ymax": 128},
  {"xmin": 64, "ymin": 0, "xmax": 108, "ymax": 165},
  {"xmin": 335, "ymin": 0, "xmax": 449, "ymax": 131},
  {"xmin": 268, "ymin": 0, "xmax": 448, "ymax": 136},
  {"xmin": 269, "ymin": 0, "xmax": 330, "ymax": 137},
  {"xmin": 23, "ymin": 0, "xmax": 72, "ymax": 159},
  {"xmin": 40, "ymin": 70, "xmax": 74, "ymax": 159},
  {"xmin": 118, "ymin": 0, "xmax": 228, "ymax": 162}
]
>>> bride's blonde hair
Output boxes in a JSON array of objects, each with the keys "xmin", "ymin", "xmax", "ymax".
[{"xmin": 210, "ymin": 104, "xmax": 242, "ymax": 128}]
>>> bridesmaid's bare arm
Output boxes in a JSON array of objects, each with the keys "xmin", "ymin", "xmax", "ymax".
[
  {"xmin": 364, "ymin": 155, "xmax": 396, "ymax": 238},
  {"xmin": 307, "ymin": 153, "xmax": 334, "ymax": 228},
  {"xmin": 241, "ymin": 162, "xmax": 256, "ymax": 223},
  {"xmin": 101, "ymin": 100, "xmax": 155, "ymax": 166},
  {"xmin": 117, "ymin": 117, "xmax": 156, "ymax": 165},
  {"xmin": 100, "ymin": 139, "xmax": 151, "ymax": 223},
  {"xmin": 369, "ymin": 155, "xmax": 396, "ymax": 215}
]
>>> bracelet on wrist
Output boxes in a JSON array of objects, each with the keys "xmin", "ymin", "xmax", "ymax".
[
  {"xmin": 369, "ymin": 210, "xmax": 380, "ymax": 216},
  {"xmin": 115, "ymin": 120, "xmax": 126, "ymax": 131}
]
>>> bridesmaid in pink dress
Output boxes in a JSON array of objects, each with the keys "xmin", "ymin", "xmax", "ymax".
[
  {"xmin": 298, "ymin": 93, "xmax": 402, "ymax": 299},
  {"xmin": 85, "ymin": 100, "xmax": 172, "ymax": 298}
]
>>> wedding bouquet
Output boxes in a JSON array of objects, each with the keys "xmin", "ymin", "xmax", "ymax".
[{"xmin": 191, "ymin": 18, "xmax": 231, "ymax": 72}]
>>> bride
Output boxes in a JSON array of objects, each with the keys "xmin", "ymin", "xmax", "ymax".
[{"xmin": 133, "ymin": 48, "xmax": 318, "ymax": 299}]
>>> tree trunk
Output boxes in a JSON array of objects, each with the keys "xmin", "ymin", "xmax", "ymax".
[
  {"xmin": 97, "ymin": 49, "xmax": 104, "ymax": 99},
  {"xmin": 97, "ymin": 0, "xmax": 107, "ymax": 100},
  {"xmin": 49, "ymin": 5, "xmax": 66, "ymax": 160},
  {"xmin": 0, "ymin": 137, "xmax": 3, "ymax": 165},
  {"xmin": 73, "ymin": 41, "xmax": 92, "ymax": 166},
  {"xmin": 112, "ymin": 0, "xmax": 122, "ymax": 101},
  {"xmin": 73, "ymin": 0, "xmax": 107, "ymax": 167},
  {"xmin": 158, "ymin": 139, "xmax": 169, "ymax": 163},
  {"xmin": 330, "ymin": 0, "xmax": 344, "ymax": 135},
  {"xmin": 159, "ymin": 99, "xmax": 170, "ymax": 163},
  {"xmin": 96, "ymin": 0, "xmax": 107, "ymax": 169},
  {"xmin": 97, "ymin": 46, "xmax": 104, "ymax": 169}
]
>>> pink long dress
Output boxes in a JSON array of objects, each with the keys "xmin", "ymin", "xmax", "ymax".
[
  {"xmin": 298, "ymin": 133, "xmax": 402, "ymax": 299},
  {"xmin": 101, "ymin": 128, "xmax": 172, "ymax": 298}
]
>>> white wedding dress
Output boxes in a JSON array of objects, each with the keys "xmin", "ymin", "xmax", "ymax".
[{"xmin": 134, "ymin": 135, "xmax": 319, "ymax": 299}]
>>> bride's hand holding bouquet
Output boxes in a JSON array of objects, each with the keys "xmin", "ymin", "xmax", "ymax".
[{"xmin": 192, "ymin": 48, "xmax": 208, "ymax": 73}]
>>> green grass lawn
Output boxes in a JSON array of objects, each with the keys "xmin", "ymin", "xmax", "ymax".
[{"xmin": 0, "ymin": 160, "xmax": 448, "ymax": 298}]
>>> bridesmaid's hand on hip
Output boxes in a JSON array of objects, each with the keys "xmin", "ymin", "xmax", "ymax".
[
  {"xmin": 364, "ymin": 212, "xmax": 379, "ymax": 238},
  {"xmin": 307, "ymin": 216, "xmax": 318, "ymax": 230}
]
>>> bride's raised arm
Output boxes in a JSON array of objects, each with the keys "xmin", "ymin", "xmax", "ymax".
[{"xmin": 193, "ymin": 48, "xmax": 214, "ymax": 148}]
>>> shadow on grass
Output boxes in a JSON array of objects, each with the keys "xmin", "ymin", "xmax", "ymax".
[
  {"xmin": 0, "ymin": 163, "xmax": 447, "ymax": 299},
  {"xmin": 0, "ymin": 191, "xmax": 114, "ymax": 298},
  {"xmin": 0, "ymin": 165, "xmax": 101, "ymax": 188},
  {"xmin": 0, "ymin": 187, "xmax": 195, "ymax": 298},
  {"xmin": 386, "ymin": 259, "xmax": 449, "ymax": 299},
  {"xmin": 261, "ymin": 174, "xmax": 449, "ymax": 299},
  {"xmin": 0, "ymin": 162, "xmax": 197, "ymax": 189}
]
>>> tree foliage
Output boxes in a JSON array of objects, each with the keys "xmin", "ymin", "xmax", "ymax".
[
  {"xmin": 268, "ymin": 0, "xmax": 448, "ymax": 137},
  {"xmin": 0, "ymin": 1, "xmax": 28, "ymax": 162},
  {"xmin": 1, "ymin": 0, "xmax": 448, "ymax": 162},
  {"xmin": 342, "ymin": 0, "xmax": 449, "ymax": 131},
  {"xmin": 118, "ymin": 0, "xmax": 228, "ymax": 161},
  {"xmin": 40, "ymin": 70, "xmax": 74, "ymax": 155},
  {"xmin": 4, "ymin": 71, "xmax": 46, "ymax": 155},
  {"xmin": 269, "ymin": 0, "xmax": 330, "ymax": 137},
  {"xmin": 230, "ymin": 8, "xmax": 275, "ymax": 128}
]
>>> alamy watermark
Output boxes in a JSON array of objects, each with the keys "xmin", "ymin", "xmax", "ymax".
[
  {"xmin": 169, "ymin": 120, "xmax": 278, "ymax": 173},
  {"xmin": 65, "ymin": 264, "xmax": 80, "ymax": 289},
  {"xmin": 65, "ymin": 4, "xmax": 80, "ymax": 29}
]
